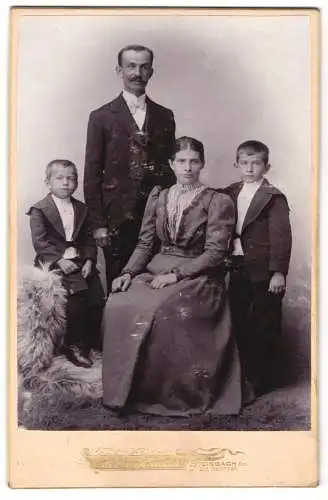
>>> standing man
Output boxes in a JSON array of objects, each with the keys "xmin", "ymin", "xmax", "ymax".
[{"xmin": 84, "ymin": 44, "xmax": 176, "ymax": 293}]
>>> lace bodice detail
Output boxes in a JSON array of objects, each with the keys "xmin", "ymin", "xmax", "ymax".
[{"xmin": 166, "ymin": 183, "xmax": 207, "ymax": 241}]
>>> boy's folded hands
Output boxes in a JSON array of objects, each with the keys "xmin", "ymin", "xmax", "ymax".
[
  {"xmin": 57, "ymin": 258, "xmax": 79, "ymax": 275},
  {"xmin": 57, "ymin": 258, "xmax": 93, "ymax": 278}
]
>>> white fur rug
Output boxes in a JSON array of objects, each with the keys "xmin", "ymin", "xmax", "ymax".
[
  {"xmin": 17, "ymin": 265, "xmax": 103, "ymax": 423},
  {"xmin": 19, "ymin": 351, "xmax": 103, "ymax": 424},
  {"xmin": 17, "ymin": 265, "xmax": 67, "ymax": 376}
]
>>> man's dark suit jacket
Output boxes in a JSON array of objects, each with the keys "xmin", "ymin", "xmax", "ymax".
[
  {"xmin": 83, "ymin": 93, "xmax": 176, "ymax": 232},
  {"xmin": 224, "ymin": 179, "xmax": 292, "ymax": 282},
  {"xmin": 27, "ymin": 194, "xmax": 97, "ymax": 267}
]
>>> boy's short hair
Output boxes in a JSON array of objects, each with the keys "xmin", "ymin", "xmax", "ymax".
[
  {"xmin": 45, "ymin": 159, "xmax": 78, "ymax": 183},
  {"xmin": 236, "ymin": 140, "xmax": 270, "ymax": 165}
]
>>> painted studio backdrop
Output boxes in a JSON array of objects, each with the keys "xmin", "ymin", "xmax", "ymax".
[{"xmin": 16, "ymin": 13, "xmax": 312, "ymax": 384}]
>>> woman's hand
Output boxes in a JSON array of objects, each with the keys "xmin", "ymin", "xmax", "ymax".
[
  {"xmin": 112, "ymin": 273, "xmax": 132, "ymax": 293},
  {"xmin": 150, "ymin": 273, "xmax": 178, "ymax": 289}
]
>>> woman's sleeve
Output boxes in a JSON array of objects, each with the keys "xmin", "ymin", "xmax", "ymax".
[
  {"xmin": 174, "ymin": 192, "xmax": 235, "ymax": 279},
  {"xmin": 122, "ymin": 186, "xmax": 161, "ymax": 277}
]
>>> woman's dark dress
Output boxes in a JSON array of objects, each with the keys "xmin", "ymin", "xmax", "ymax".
[{"xmin": 102, "ymin": 186, "xmax": 250, "ymax": 416}]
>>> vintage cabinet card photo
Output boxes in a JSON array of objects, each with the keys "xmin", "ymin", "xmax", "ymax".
[{"xmin": 8, "ymin": 6, "xmax": 319, "ymax": 488}]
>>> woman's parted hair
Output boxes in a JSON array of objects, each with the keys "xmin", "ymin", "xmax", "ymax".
[{"xmin": 171, "ymin": 136, "xmax": 205, "ymax": 163}]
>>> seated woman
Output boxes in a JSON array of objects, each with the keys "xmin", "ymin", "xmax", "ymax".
[{"xmin": 102, "ymin": 136, "xmax": 253, "ymax": 417}]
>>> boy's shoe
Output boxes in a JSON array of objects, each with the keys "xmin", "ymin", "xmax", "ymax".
[
  {"xmin": 80, "ymin": 346, "xmax": 94, "ymax": 366},
  {"xmin": 62, "ymin": 345, "xmax": 93, "ymax": 368}
]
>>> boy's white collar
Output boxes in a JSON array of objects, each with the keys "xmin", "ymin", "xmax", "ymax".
[
  {"xmin": 242, "ymin": 178, "xmax": 265, "ymax": 189},
  {"xmin": 51, "ymin": 193, "xmax": 72, "ymax": 205}
]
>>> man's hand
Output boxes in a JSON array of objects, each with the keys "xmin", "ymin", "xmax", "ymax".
[
  {"xmin": 81, "ymin": 259, "xmax": 92, "ymax": 278},
  {"xmin": 57, "ymin": 258, "xmax": 79, "ymax": 275},
  {"xmin": 93, "ymin": 227, "xmax": 110, "ymax": 248},
  {"xmin": 150, "ymin": 273, "xmax": 178, "ymax": 289},
  {"xmin": 112, "ymin": 273, "xmax": 132, "ymax": 293},
  {"xmin": 268, "ymin": 272, "xmax": 286, "ymax": 295}
]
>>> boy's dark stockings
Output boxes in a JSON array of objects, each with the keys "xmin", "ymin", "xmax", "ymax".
[{"xmin": 62, "ymin": 290, "xmax": 93, "ymax": 368}]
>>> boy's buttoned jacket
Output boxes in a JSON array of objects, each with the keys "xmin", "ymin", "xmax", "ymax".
[
  {"xmin": 27, "ymin": 194, "xmax": 97, "ymax": 267},
  {"xmin": 224, "ymin": 179, "xmax": 292, "ymax": 282}
]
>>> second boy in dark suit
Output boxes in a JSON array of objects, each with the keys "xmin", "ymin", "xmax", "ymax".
[
  {"xmin": 224, "ymin": 140, "xmax": 292, "ymax": 396},
  {"xmin": 84, "ymin": 44, "xmax": 176, "ymax": 293}
]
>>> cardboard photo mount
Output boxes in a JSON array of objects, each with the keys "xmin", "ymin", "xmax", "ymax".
[{"xmin": 8, "ymin": 6, "xmax": 319, "ymax": 488}]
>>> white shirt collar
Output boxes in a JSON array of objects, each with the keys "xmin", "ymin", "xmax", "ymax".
[
  {"xmin": 122, "ymin": 90, "xmax": 146, "ymax": 109},
  {"xmin": 51, "ymin": 193, "xmax": 72, "ymax": 206},
  {"xmin": 241, "ymin": 178, "xmax": 265, "ymax": 192}
]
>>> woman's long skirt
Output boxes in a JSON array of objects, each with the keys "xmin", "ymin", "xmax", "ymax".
[{"xmin": 102, "ymin": 254, "xmax": 250, "ymax": 417}]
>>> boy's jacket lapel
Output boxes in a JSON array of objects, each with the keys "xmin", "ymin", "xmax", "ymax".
[
  {"xmin": 71, "ymin": 198, "xmax": 88, "ymax": 240},
  {"xmin": 40, "ymin": 195, "xmax": 66, "ymax": 238},
  {"xmin": 241, "ymin": 180, "xmax": 274, "ymax": 232},
  {"xmin": 30, "ymin": 194, "xmax": 87, "ymax": 240},
  {"xmin": 226, "ymin": 179, "xmax": 279, "ymax": 233},
  {"xmin": 228, "ymin": 182, "xmax": 243, "ymax": 213}
]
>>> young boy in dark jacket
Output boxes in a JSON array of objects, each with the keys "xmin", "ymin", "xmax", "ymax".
[
  {"xmin": 28, "ymin": 159, "xmax": 105, "ymax": 368},
  {"xmin": 224, "ymin": 140, "xmax": 292, "ymax": 396}
]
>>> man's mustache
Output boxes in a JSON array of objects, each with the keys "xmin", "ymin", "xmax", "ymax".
[{"xmin": 129, "ymin": 77, "xmax": 144, "ymax": 83}]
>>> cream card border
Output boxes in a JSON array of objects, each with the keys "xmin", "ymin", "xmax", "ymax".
[{"xmin": 8, "ymin": 7, "xmax": 319, "ymax": 488}]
